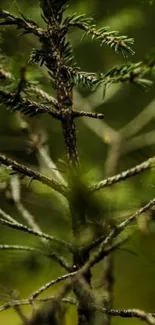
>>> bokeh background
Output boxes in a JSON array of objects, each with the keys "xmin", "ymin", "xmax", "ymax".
[{"xmin": 1, "ymin": 0, "xmax": 155, "ymax": 324}]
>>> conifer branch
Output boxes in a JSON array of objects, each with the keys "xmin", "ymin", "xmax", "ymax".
[
  {"xmin": 0, "ymin": 154, "xmax": 68, "ymax": 195},
  {"xmin": 10, "ymin": 175, "xmax": 50, "ymax": 240},
  {"xmin": 29, "ymin": 271, "xmax": 77, "ymax": 301},
  {"xmin": 0, "ymin": 297, "xmax": 154, "ymax": 325},
  {"xmin": 72, "ymin": 110, "xmax": 104, "ymax": 120},
  {"xmin": 26, "ymin": 84, "xmax": 59, "ymax": 107},
  {"xmin": 89, "ymin": 156, "xmax": 155, "ymax": 193},
  {"xmin": 81, "ymin": 198, "xmax": 155, "ymax": 273},
  {"xmin": 0, "ymin": 296, "xmax": 76, "ymax": 313},
  {"xmin": 0, "ymin": 244, "xmax": 50, "ymax": 257},
  {"xmin": 92, "ymin": 307, "xmax": 155, "ymax": 325},
  {"xmin": 0, "ymin": 215, "xmax": 71, "ymax": 250},
  {"xmin": 0, "ymin": 243, "xmax": 71, "ymax": 271},
  {"xmin": 68, "ymin": 55, "xmax": 155, "ymax": 90},
  {"xmin": 0, "ymin": 68, "xmax": 59, "ymax": 108},
  {"xmin": 0, "ymin": 9, "xmax": 44, "ymax": 37},
  {"xmin": 63, "ymin": 14, "xmax": 134, "ymax": 57},
  {"xmin": 104, "ymin": 58, "xmax": 155, "ymax": 89},
  {"xmin": 0, "ymin": 90, "xmax": 61, "ymax": 118},
  {"xmin": 0, "ymin": 68, "xmax": 105, "ymax": 119},
  {"xmin": 0, "ymin": 297, "xmax": 76, "ymax": 313}
]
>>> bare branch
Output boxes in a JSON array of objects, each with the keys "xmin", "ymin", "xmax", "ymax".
[
  {"xmin": 0, "ymin": 244, "xmax": 71, "ymax": 271},
  {"xmin": 0, "ymin": 296, "xmax": 76, "ymax": 312},
  {"xmin": 0, "ymin": 296, "xmax": 154, "ymax": 325},
  {"xmin": 0, "ymin": 211, "xmax": 71, "ymax": 250},
  {"xmin": 0, "ymin": 154, "xmax": 68, "ymax": 196},
  {"xmin": 72, "ymin": 110, "xmax": 104, "ymax": 119},
  {"xmin": 82, "ymin": 198, "xmax": 155, "ymax": 272},
  {"xmin": 92, "ymin": 306, "xmax": 155, "ymax": 325},
  {"xmin": 89, "ymin": 156, "xmax": 155, "ymax": 192},
  {"xmin": 26, "ymin": 84, "xmax": 59, "ymax": 108},
  {"xmin": 29, "ymin": 271, "xmax": 77, "ymax": 301}
]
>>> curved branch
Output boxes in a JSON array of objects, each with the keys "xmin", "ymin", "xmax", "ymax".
[
  {"xmin": 0, "ymin": 90, "xmax": 61, "ymax": 118},
  {"xmin": 0, "ymin": 9, "xmax": 43, "ymax": 37},
  {"xmin": 89, "ymin": 156, "xmax": 155, "ymax": 193},
  {"xmin": 0, "ymin": 215, "xmax": 71, "ymax": 250},
  {"xmin": 0, "ymin": 154, "xmax": 68, "ymax": 196}
]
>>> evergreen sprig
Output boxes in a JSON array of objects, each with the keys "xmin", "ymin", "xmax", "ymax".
[
  {"xmin": 0, "ymin": 89, "xmax": 61, "ymax": 118},
  {"xmin": 104, "ymin": 57, "xmax": 155, "ymax": 89},
  {"xmin": 63, "ymin": 13, "xmax": 135, "ymax": 57},
  {"xmin": 67, "ymin": 55, "xmax": 155, "ymax": 90}
]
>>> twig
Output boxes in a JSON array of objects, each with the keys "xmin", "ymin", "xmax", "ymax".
[
  {"xmin": 0, "ymin": 296, "xmax": 77, "ymax": 312},
  {"xmin": 0, "ymin": 297, "xmax": 154, "ymax": 325},
  {"xmin": 91, "ymin": 306, "xmax": 155, "ymax": 325},
  {"xmin": 0, "ymin": 67, "xmax": 59, "ymax": 109},
  {"xmin": 72, "ymin": 110, "xmax": 104, "ymax": 119},
  {"xmin": 0, "ymin": 212, "xmax": 71, "ymax": 250},
  {"xmin": 29, "ymin": 271, "xmax": 77, "ymax": 301},
  {"xmin": 0, "ymin": 208, "xmax": 17, "ymax": 224},
  {"xmin": 0, "ymin": 90, "xmax": 61, "ymax": 118},
  {"xmin": 67, "ymin": 18, "xmax": 134, "ymax": 57},
  {"xmin": 0, "ymin": 244, "xmax": 71, "ymax": 271},
  {"xmin": 10, "ymin": 175, "xmax": 45, "ymax": 233},
  {"xmin": 0, "ymin": 9, "xmax": 43, "ymax": 37},
  {"xmin": 0, "ymin": 154, "xmax": 68, "ymax": 196},
  {"xmin": 82, "ymin": 198, "xmax": 155, "ymax": 271},
  {"xmin": 89, "ymin": 156, "xmax": 155, "ymax": 192},
  {"xmin": 73, "ymin": 89, "xmax": 118, "ymax": 142},
  {"xmin": 26, "ymin": 84, "xmax": 59, "ymax": 108},
  {"xmin": 38, "ymin": 147, "xmax": 67, "ymax": 186}
]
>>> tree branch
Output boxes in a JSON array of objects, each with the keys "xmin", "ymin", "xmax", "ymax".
[
  {"xmin": 0, "ymin": 210, "xmax": 71, "ymax": 250},
  {"xmin": 0, "ymin": 154, "xmax": 68, "ymax": 196},
  {"xmin": 82, "ymin": 198, "xmax": 155, "ymax": 272},
  {"xmin": 0, "ymin": 90, "xmax": 61, "ymax": 118},
  {"xmin": 29, "ymin": 271, "xmax": 77, "ymax": 301},
  {"xmin": 64, "ymin": 14, "xmax": 134, "ymax": 57},
  {"xmin": 89, "ymin": 156, "xmax": 155, "ymax": 193},
  {"xmin": 0, "ymin": 9, "xmax": 44, "ymax": 37}
]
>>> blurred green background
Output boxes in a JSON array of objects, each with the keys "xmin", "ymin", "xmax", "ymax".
[{"xmin": 1, "ymin": 0, "xmax": 155, "ymax": 324}]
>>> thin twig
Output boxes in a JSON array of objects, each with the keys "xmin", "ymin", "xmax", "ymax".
[
  {"xmin": 0, "ymin": 90, "xmax": 61, "ymax": 118},
  {"xmin": 91, "ymin": 306, "xmax": 155, "ymax": 325},
  {"xmin": 0, "ymin": 244, "xmax": 71, "ymax": 271},
  {"xmin": 89, "ymin": 156, "xmax": 155, "ymax": 192},
  {"xmin": 0, "ymin": 298, "xmax": 155, "ymax": 325},
  {"xmin": 82, "ymin": 198, "xmax": 155, "ymax": 271},
  {"xmin": 29, "ymin": 271, "xmax": 77, "ymax": 301},
  {"xmin": 0, "ymin": 9, "xmax": 44, "ymax": 37},
  {"xmin": 0, "ymin": 212, "xmax": 71, "ymax": 250},
  {"xmin": 72, "ymin": 110, "xmax": 104, "ymax": 119},
  {"xmin": 0, "ymin": 67, "xmax": 59, "ymax": 109},
  {"xmin": 38, "ymin": 147, "xmax": 67, "ymax": 186},
  {"xmin": 0, "ymin": 154, "xmax": 68, "ymax": 196},
  {"xmin": 0, "ymin": 296, "xmax": 77, "ymax": 312}
]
